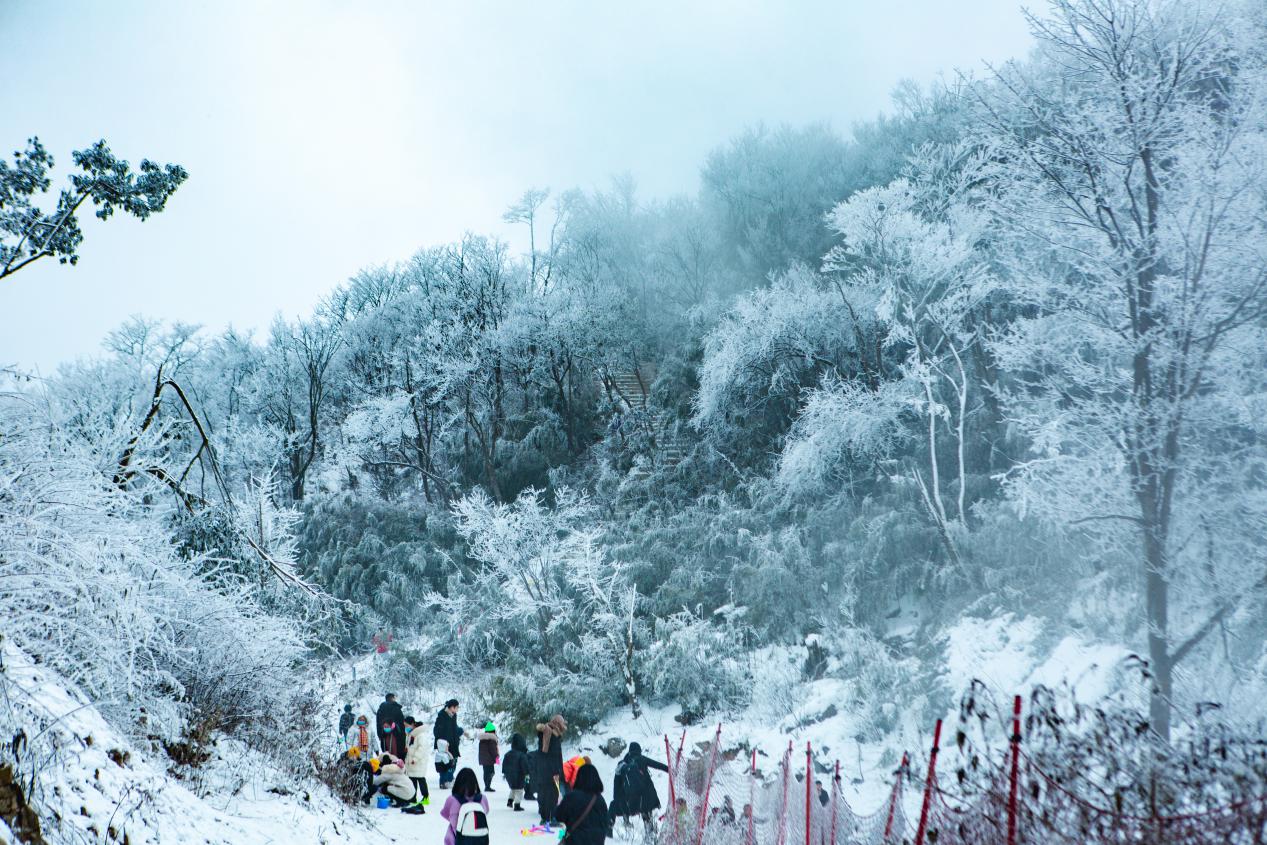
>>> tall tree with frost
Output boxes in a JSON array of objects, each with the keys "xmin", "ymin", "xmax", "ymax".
[{"xmin": 982, "ymin": 0, "xmax": 1267, "ymax": 740}]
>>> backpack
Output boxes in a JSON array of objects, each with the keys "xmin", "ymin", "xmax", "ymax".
[
  {"xmin": 454, "ymin": 799, "xmax": 489, "ymax": 844},
  {"xmin": 615, "ymin": 759, "xmax": 641, "ymax": 807}
]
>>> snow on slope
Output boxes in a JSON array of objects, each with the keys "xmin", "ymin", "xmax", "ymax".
[
  {"xmin": 2, "ymin": 616, "xmax": 1131, "ymax": 843},
  {"xmin": 0, "ymin": 643, "xmax": 384, "ymax": 845}
]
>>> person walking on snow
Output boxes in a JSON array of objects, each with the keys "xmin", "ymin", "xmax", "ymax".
[
  {"xmin": 345, "ymin": 714, "xmax": 379, "ymax": 759},
  {"xmin": 533, "ymin": 714, "xmax": 567, "ymax": 824},
  {"xmin": 609, "ymin": 741, "xmax": 669, "ymax": 832},
  {"xmin": 376, "ymin": 693, "xmax": 406, "ymax": 758},
  {"xmin": 403, "ymin": 715, "xmax": 431, "ymax": 812},
  {"xmin": 501, "ymin": 733, "xmax": 529, "ymax": 811},
  {"xmin": 337, "ymin": 704, "xmax": 354, "ymax": 740},
  {"xmin": 441, "ymin": 767, "xmax": 490, "ymax": 845},
  {"xmin": 477, "ymin": 721, "xmax": 500, "ymax": 793},
  {"xmin": 555, "ymin": 762, "xmax": 610, "ymax": 845}
]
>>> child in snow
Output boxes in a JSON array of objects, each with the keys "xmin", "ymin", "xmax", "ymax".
[
  {"xmin": 403, "ymin": 715, "xmax": 431, "ymax": 812},
  {"xmin": 441, "ymin": 767, "xmax": 490, "ymax": 845},
  {"xmin": 477, "ymin": 721, "xmax": 500, "ymax": 793},
  {"xmin": 562, "ymin": 754, "xmax": 591, "ymax": 794},
  {"xmin": 501, "ymin": 732, "xmax": 529, "ymax": 811},
  {"xmin": 345, "ymin": 714, "xmax": 379, "ymax": 759},
  {"xmin": 435, "ymin": 738, "xmax": 457, "ymax": 789}
]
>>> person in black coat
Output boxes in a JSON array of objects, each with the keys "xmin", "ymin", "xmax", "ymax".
[
  {"xmin": 609, "ymin": 742, "xmax": 669, "ymax": 828},
  {"xmin": 501, "ymin": 733, "xmax": 529, "ymax": 811},
  {"xmin": 433, "ymin": 698, "xmax": 462, "ymax": 762},
  {"xmin": 555, "ymin": 763, "xmax": 609, "ymax": 845},
  {"xmin": 533, "ymin": 714, "xmax": 566, "ymax": 824},
  {"xmin": 375, "ymin": 693, "xmax": 406, "ymax": 758},
  {"xmin": 337, "ymin": 704, "xmax": 354, "ymax": 739},
  {"xmin": 524, "ymin": 748, "xmax": 543, "ymax": 801}
]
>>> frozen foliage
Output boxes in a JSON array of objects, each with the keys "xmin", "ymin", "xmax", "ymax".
[
  {"xmin": 0, "ymin": 393, "xmax": 323, "ymax": 753},
  {"xmin": 8, "ymin": 7, "xmax": 1267, "ymax": 839},
  {"xmin": 694, "ymin": 266, "xmax": 868, "ymax": 461},
  {"xmin": 980, "ymin": 0, "xmax": 1267, "ymax": 739},
  {"xmin": 424, "ymin": 489, "xmax": 645, "ymax": 724}
]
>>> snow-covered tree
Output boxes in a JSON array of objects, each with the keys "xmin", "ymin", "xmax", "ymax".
[
  {"xmin": 780, "ymin": 147, "xmax": 1000, "ymax": 563},
  {"xmin": 981, "ymin": 0, "xmax": 1267, "ymax": 739}
]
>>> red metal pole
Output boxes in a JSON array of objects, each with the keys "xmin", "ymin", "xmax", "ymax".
[
  {"xmin": 666, "ymin": 734, "xmax": 678, "ymax": 841},
  {"xmin": 1007, "ymin": 695, "xmax": 1022, "ymax": 845},
  {"xmin": 883, "ymin": 753, "xmax": 908, "ymax": 841},
  {"xmin": 913, "ymin": 720, "xmax": 942, "ymax": 845},
  {"xmin": 830, "ymin": 760, "xmax": 839, "ymax": 845},
  {"xmin": 695, "ymin": 724, "xmax": 722, "ymax": 845},
  {"xmin": 746, "ymin": 748, "xmax": 757, "ymax": 845},
  {"xmin": 805, "ymin": 742, "xmax": 813, "ymax": 845}
]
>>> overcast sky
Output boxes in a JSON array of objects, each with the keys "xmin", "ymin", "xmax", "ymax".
[{"xmin": 1, "ymin": 1, "xmax": 1033, "ymax": 373}]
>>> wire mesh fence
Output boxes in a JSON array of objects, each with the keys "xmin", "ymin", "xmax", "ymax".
[{"xmin": 649, "ymin": 711, "xmax": 1267, "ymax": 845}]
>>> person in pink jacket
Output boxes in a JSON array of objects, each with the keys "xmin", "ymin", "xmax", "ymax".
[{"xmin": 441, "ymin": 767, "xmax": 490, "ymax": 845}]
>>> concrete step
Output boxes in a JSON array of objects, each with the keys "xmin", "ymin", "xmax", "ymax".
[{"xmin": 597, "ymin": 364, "xmax": 687, "ymax": 474}]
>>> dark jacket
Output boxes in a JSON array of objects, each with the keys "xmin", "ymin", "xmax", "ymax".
[
  {"xmin": 477, "ymin": 730, "xmax": 500, "ymax": 767},
  {"xmin": 376, "ymin": 699, "xmax": 406, "ymax": 756},
  {"xmin": 337, "ymin": 710, "xmax": 354, "ymax": 736},
  {"xmin": 609, "ymin": 751, "xmax": 668, "ymax": 817},
  {"xmin": 434, "ymin": 707, "xmax": 462, "ymax": 758},
  {"xmin": 376, "ymin": 699, "xmax": 404, "ymax": 734},
  {"xmin": 535, "ymin": 728, "xmax": 564, "ymax": 779},
  {"xmin": 555, "ymin": 790, "xmax": 609, "ymax": 845},
  {"xmin": 502, "ymin": 734, "xmax": 529, "ymax": 790}
]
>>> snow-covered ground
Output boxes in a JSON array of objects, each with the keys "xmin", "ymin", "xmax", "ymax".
[{"xmin": 1, "ymin": 615, "xmax": 1132, "ymax": 844}]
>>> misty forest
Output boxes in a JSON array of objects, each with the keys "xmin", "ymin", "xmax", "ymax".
[{"xmin": 3, "ymin": 1, "xmax": 1267, "ymax": 843}]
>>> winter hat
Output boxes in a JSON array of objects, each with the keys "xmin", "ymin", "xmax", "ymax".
[
  {"xmin": 629, "ymin": 742, "xmax": 642, "ymax": 756},
  {"xmin": 343, "ymin": 704, "xmax": 352, "ymax": 712},
  {"xmin": 485, "ymin": 721, "xmax": 496, "ymax": 732},
  {"xmin": 445, "ymin": 698, "xmax": 459, "ymax": 708}
]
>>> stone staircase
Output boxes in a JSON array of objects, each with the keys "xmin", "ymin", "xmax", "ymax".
[{"xmin": 598, "ymin": 363, "xmax": 687, "ymax": 474}]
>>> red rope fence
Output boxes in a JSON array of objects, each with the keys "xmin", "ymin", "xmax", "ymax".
[{"xmin": 655, "ymin": 702, "xmax": 1267, "ymax": 845}]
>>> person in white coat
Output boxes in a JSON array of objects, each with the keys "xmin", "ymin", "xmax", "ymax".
[
  {"xmin": 373, "ymin": 754, "xmax": 417, "ymax": 809},
  {"xmin": 403, "ymin": 715, "xmax": 432, "ymax": 811}
]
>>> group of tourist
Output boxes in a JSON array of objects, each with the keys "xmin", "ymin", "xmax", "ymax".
[{"xmin": 336, "ymin": 693, "xmax": 668, "ymax": 842}]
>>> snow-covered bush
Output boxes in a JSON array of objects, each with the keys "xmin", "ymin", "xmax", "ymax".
[
  {"xmin": 643, "ymin": 607, "xmax": 752, "ymax": 721},
  {"xmin": 424, "ymin": 488, "xmax": 645, "ymax": 725},
  {"xmin": 0, "ymin": 394, "xmax": 323, "ymax": 759}
]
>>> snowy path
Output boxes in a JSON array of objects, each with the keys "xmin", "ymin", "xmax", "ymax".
[
  {"xmin": 367, "ymin": 795, "xmax": 561, "ymax": 843},
  {"xmin": 361, "ymin": 754, "xmax": 643, "ymax": 844}
]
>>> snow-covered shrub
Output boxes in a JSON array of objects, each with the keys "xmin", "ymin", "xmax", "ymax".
[
  {"xmin": 948, "ymin": 680, "xmax": 1267, "ymax": 835},
  {"xmin": 424, "ymin": 488, "xmax": 644, "ymax": 725},
  {"xmin": 643, "ymin": 607, "xmax": 752, "ymax": 721},
  {"xmin": 824, "ymin": 627, "xmax": 930, "ymax": 740},
  {"xmin": 0, "ymin": 395, "xmax": 323, "ymax": 760},
  {"xmin": 296, "ymin": 492, "xmax": 461, "ymax": 643}
]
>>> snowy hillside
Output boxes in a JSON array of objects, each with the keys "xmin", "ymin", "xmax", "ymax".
[
  {"xmin": 4, "ymin": 0, "xmax": 1267, "ymax": 841},
  {"xmin": 0, "ymin": 621, "xmax": 1129, "ymax": 844}
]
